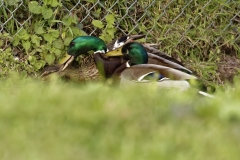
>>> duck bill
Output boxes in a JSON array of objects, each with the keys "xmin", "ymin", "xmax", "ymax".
[
  {"xmin": 61, "ymin": 55, "xmax": 75, "ymax": 71},
  {"xmin": 105, "ymin": 47, "xmax": 124, "ymax": 57},
  {"xmin": 58, "ymin": 53, "xmax": 72, "ymax": 65}
]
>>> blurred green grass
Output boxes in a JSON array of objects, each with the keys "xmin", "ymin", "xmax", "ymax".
[{"xmin": 1, "ymin": 75, "xmax": 240, "ymax": 160}]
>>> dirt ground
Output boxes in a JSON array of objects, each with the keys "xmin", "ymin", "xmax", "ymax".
[{"xmin": 218, "ymin": 54, "xmax": 240, "ymax": 84}]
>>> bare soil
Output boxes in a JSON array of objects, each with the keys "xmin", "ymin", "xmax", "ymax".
[{"xmin": 218, "ymin": 54, "xmax": 240, "ymax": 84}]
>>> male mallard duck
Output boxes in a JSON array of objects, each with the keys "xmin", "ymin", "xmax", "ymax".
[
  {"xmin": 105, "ymin": 42, "xmax": 214, "ymax": 97},
  {"xmin": 106, "ymin": 41, "xmax": 193, "ymax": 75},
  {"xmin": 41, "ymin": 35, "xmax": 146, "ymax": 81},
  {"xmin": 41, "ymin": 36, "xmax": 107, "ymax": 81},
  {"xmin": 41, "ymin": 36, "xmax": 125, "ymax": 81},
  {"xmin": 111, "ymin": 35, "xmax": 187, "ymax": 67}
]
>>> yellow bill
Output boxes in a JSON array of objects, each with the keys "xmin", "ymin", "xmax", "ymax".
[
  {"xmin": 61, "ymin": 55, "xmax": 75, "ymax": 71},
  {"xmin": 58, "ymin": 53, "xmax": 72, "ymax": 65},
  {"xmin": 105, "ymin": 47, "xmax": 124, "ymax": 57}
]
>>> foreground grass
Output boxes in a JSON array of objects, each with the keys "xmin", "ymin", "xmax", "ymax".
[{"xmin": 1, "ymin": 76, "xmax": 240, "ymax": 160}]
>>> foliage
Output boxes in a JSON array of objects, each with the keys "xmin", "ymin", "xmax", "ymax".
[
  {"xmin": 0, "ymin": 33, "xmax": 35, "ymax": 79},
  {"xmin": 92, "ymin": 14, "xmax": 116, "ymax": 42},
  {"xmin": 1, "ymin": 0, "xmax": 86, "ymax": 77}
]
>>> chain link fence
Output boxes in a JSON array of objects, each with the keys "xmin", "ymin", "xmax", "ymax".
[{"xmin": 0, "ymin": 0, "xmax": 239, "ymax": 49}]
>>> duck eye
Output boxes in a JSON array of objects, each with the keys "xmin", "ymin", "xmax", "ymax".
[{"xmin": 70, "ymin": 42, "xmax": 75, "ymax": 47}]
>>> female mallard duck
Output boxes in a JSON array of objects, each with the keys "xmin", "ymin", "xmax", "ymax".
[{"xmin": 105, "ymin": 42, "xmax": 214, "ymax": 97}]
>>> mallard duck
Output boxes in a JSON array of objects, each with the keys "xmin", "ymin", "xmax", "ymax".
[
  {"xmin": 105, "ymin": 42, "xmax": 214, "ymax": 97},
  {"xmin": 105, "ymin": 41, "xmax": 193, "ymax": 75},
  {"xmin": 111, "ymin": 35, "xmax": 187, "ymax": 67},
  {"xmin": 41, "ymin": 35, "xmax": 146, "ymax": 81},
  {"xmin": 40, "ymin": 36, "xmax": 123, "ymax": 81},
  {"xmin": 41, "ymin": 36, "xmax": 107, "ymax": 81}
]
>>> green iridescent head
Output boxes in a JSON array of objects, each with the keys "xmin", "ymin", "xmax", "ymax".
[
  {"xmin": 105, "ymin": 42, "xmax": 148, "ymax": 66},
  {"xmin": 121, "ymin": 42, "xmax": 148, "ymax": 65},
  {"xmin": 67, "ymin": 36, "xmax": 107, "ymax": 57}
]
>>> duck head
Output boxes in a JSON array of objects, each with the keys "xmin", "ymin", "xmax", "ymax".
[
  {"xmin": 61, "ymin": 36, "xmax": 107, "ymax": 71},
  {"xmin": 106, "ymin": 42, "xmax": 148, "ymax": 66},
  {"xmin": 67, "ymin": 36, "xmax": 107, "ymax": 56}
]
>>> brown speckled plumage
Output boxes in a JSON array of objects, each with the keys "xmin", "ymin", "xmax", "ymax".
[
  {"xmin": 41, "ymin": 54, "xmax": 103, "ymax": 82},
  {"xmin": 78, "ymin": 54, "xmax": 102, "ymax": 81}
]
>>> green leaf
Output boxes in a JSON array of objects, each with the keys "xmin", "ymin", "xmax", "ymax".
[
  {"xmin": 84, "ymin": 0, "xmax": 97, "ymax": 3},
  {"xmin": 41, "ymin": 6, "xmax": 53, "ymax": 19},
  {"xmin": 106, "ymin": 28, "xmax": 116, "ymax": 39},
  {"xmin": 64, "ymin": 37, "xmax": 73, "ymax": 46},
  {"xmin": 99, "ymin": 34, "xmax": 109, "ymax": 43},
  {"xmin": 29, "ymin": 1, "xmax": 42, "ymax": 14},
  {"xmin": 29, "ymin": 50, "xmax": 37, "ymax": 55},
  {"xmin": 36, "ymin": 48, "xmax": 43, "ymax": 52},
  {"xmin": 42, "ymin": 0, "xmax": 61, "ymax": 7},
  {"xmin": 45, "ymin": 54, "xmax": 55, "ymax": 65},
  {"xmin": 49, "ymin": 30, "xmax": 59, "ymax": 38},
  {"xmin": 41, "ymin": 44, "xmax": 51, "ymax": 51},
  {"xmin": 53, "ymin": 48, "xmax": 62, "ymax": 58},
  {"xmin": 31, "ymin": 35, "xmax": 42, "ymax": 47},
  {"xmin": 71, "ymin": 27, "xmax": 86, "ymax": 37},
  {"xmin": 92, "ymin": 20, "xmax": 104, "ymax": 29},
  {"xmin": 13, "ymin": 37, "xmax": 20, "ymax": 46},
  {"xmin": 5, "ymin": 0, "xmax": 20, "ymax": 6},
  {"xmin": 43, "ymin": 30, "xmax": 59, "ymax": 43},
  {"xmin": 43, "ymin": 34, "xmax": 52, "ymax": 43},
  {"xmin": 34, "ymin": 22, "xmax": 45, "ymax": 34},
  {"xmin": 92, "ymin": 8, "xmax": 101, "ymax": 18},
  {"xmin": 34, "ymin": 61, "xmax": 45, "ymax": 70},
  {"xmin": 22, "ymin": 41, "xmax": 31, "ymax": 51},
  {"xmin": 28, "ymin": 55, "xmax": 36, "ymax": 63},
  {"xmin": 62, "ymin": 15, "xmax": 76, "ymax": 26},
  {"xmin": 53, "ymin": 39, "xmax": 64, "ymax": 49},
  {"xmin": 0, "ymin": 40, "xmax": 3, "ymax": 47},
  {"xmin": 51, "ymin": 0, "xmax": 62, "ymax": 7},
  {"xmin": 17, "ymin": 29, "xmax": 29, "ymax": 40},
  {"xmin": 105, "ymin": 14, "xmax": 115, "ymax": 25}
]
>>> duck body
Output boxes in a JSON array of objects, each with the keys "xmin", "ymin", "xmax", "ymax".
[
  {"xmin": 105, "ymin": 42, "xmax": 193, "ymax": 75},
  {"xmin": 105, "ymin": 42, "xmax": 213, "ymax": 97}
]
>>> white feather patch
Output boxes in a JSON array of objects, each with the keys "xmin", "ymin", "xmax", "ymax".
[
  {"xmin": 113, "ymin": 36, "xmax": 130, "ymax": 50},
  {"xmin": 126, "ymin": 61, "xmax": 131, "ymax": 68},
  {"xmin": 137, "ymin": 71, "xmax": 155, "ymax": 81},
  {"xmin": 94, "ymin": 50, "xmax": 105, "ymax": 54}
]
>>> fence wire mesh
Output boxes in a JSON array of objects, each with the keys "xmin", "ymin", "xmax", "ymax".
[{"xmin": 0, "ymin": 0, "xmax": 239, "ymax": 49}]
